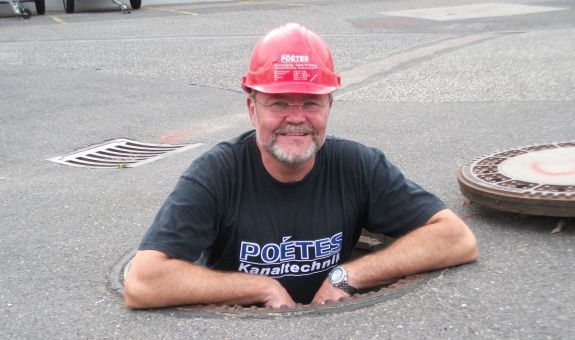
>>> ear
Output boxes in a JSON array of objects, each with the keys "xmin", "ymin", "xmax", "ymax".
[
  {"xmin": 247, "ymin": 95, "xmax": 257, "ymax": 125},
  {"xmin": 326, "ymin": 97, "xmax": 334, "ymax": 118}
]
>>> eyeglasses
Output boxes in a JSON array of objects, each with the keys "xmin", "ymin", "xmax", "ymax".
[{"xmin": 255, "ymin": 100, "xmax": 328, "ymax": 114}]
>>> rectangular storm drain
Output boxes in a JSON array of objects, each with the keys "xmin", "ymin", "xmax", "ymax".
[{"xmin": 48, "ymin": 138, "xmax": 203, "ymax": 168}]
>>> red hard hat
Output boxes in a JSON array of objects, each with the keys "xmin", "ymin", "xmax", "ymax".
[{"xmin": 242, "ymin": 23, "xmax": 341, "ymax": 94}]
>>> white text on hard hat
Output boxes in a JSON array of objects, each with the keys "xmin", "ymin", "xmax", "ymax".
[{"xmin": 281, "ymin": 54, "xmax": 310, "ymax": 63}]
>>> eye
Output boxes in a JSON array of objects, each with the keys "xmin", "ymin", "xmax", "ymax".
[
  {"xmin": 301, "ymin": 101, "xmax": 323, "ymax": 112},
  {"xmin": 269, "ymin": 101, "xmax": 290, "ymax": 111}
]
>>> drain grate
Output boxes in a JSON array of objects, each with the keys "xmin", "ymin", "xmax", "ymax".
[
  {"xmin": 458, "ymin": 142, "xmax": 575, "ymax": 217},
  {"xmin": 48, "ymin": 139, "xmax": 203, "ymax": 169}
]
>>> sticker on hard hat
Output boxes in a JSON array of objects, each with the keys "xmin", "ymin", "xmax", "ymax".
[{"xmin": 274, "ymin": 54, "xmax": 319, "ymax": 83}]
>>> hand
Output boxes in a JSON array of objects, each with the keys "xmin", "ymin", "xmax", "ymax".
[
  {"xmin": 262, "ymin": 279, "xmax": 296, "ymax": 308},
  {"xmin": 311, "ymin": 278, "xmax": 350, "ymax": 305}
]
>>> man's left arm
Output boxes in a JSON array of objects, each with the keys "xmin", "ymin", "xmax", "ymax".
[{"xmin": 312, "ymin": 209, "xmax": 478, "ymax": 304}]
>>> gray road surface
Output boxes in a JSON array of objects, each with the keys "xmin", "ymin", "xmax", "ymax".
[{"xmin": 1, "ymin": 0, "xmax": 574, "ymax": 338}]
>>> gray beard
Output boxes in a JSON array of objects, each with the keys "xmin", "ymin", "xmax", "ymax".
[{"xmin": 258, "ymin": 124, "xmax": 324, "ymax": 167}]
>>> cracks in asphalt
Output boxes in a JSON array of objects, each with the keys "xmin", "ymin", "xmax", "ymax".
[
  {"xmin": 187, "ymin": 82, "xmax": 241, "ymax": 94},
  {"xmin": 0, "ymin": 31, "xmax": 518, "ymax": 45}
]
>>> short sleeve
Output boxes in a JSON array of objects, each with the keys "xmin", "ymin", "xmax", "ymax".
[
  {"xmin": 138, "ymin": 172, "xmax": 219, "ymax": 263},
  {"xmin": 364, "ymin": 149, "xmax": 446, "ymax": 236}
]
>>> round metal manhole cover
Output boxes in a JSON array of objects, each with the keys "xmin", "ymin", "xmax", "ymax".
[
  {"xmin": 458, "ymin": 142, "xmax": 575, "ymax": 217},
  {"xmin": 109, "ymin": 233, "xmax": 439, "ymax": 318}
]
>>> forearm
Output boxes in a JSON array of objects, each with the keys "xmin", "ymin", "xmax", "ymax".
[
  {"xmin": 346, "ymin": 209, "xmax": 478, "ymax": 289},
  {"xmin": 124, "ymin": 250, "xmax": 291, "ymax": 309}
]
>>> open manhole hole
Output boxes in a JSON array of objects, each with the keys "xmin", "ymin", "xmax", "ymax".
[
  {"xmin": 458, "ymin": 142, "xmax": 575, "ymax": 217},
  {"xmin": 48, "ymin": 138, "xmax": 203, "ymax": 169},
  {"xmin": 109, "ymin": 232, "xmax": 438, "ymax": 318}
]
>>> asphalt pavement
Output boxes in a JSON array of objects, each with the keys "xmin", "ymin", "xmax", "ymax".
[{"xmin": 1, "ymin": 0, "xmax": 574, "ymax": 338}]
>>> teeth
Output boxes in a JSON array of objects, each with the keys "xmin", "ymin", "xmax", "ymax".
[{"xmin": 284, "ymin": 133, "xmax": 305, "ymax": 136}]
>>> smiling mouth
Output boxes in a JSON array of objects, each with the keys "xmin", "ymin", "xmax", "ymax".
[
  {"xmin": 274, "ymin": 124, "xmax": 315, "ymax": 139},
  {"xmin": 281, "ymin": 132, "xmax": 309, "ymax": 137}
]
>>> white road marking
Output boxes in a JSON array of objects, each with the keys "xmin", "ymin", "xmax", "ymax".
[
  {"xmin": 381, "ymin": 3, "xmax": 567, "ymax": 22},
  {"xmin": 339, "ymin": 32, "xmax": 500, "ymax": 90}
]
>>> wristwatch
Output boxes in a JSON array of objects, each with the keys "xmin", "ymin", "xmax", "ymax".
[{"xmin": 328, "ymin": 266, "xmax": 357, "ymax": 294}]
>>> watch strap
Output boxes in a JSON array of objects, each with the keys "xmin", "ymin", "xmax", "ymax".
[
  {"xmin": 329, "ymin": 266, "xmax": 358, "ymax": 294},
  {"xmin": 334, "ymin": 279, "xmax": 357, "ymax": 294}
]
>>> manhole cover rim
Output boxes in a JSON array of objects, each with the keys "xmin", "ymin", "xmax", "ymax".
[
  {"xmin": 459, "ymin": 142, "xmax": 575, "ymax": 196},
  {"xmin": 458, "ymin": 141, "xmax": 575, "ymax": 217},
  {"xmin": 108, "ymin": 248, "xmax": 439, "ymax": 319}
]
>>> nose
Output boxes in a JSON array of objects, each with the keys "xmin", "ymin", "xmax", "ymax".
[{"xmin": 285, "ymin": 105, "xmax": 306, "ymax": 124}]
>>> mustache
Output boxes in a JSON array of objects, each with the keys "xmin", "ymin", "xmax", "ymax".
[{"xmin": 273, "ymin": 124, "xmax": 316, "ymax": 135}]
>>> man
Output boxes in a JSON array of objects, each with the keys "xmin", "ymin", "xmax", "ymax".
[{"xmin": 124, "ymin": 23, "xmax": 478, "ymax": 309}]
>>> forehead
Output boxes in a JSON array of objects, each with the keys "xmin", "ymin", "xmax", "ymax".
[{"xmin": 255, "ymin": 92, "xmax": 329, "ymax": 102}]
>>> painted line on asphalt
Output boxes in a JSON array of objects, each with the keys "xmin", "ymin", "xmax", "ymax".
[
  {"xmin": 339, "ymin": 32, "xmax": 502, "ymax": 90},
  {"xmin": 49, "ymin": 15, "xmax": 65, "ymax": 24},
  {"xmin": 170, "ymin": 9, "xmax": 199, "ymax": 16},
  {"xmin": 145, "ymin": 7, "xmax": 199, "ymax": 16},
  {"xmin": 159, "ymin": 112, "xmax": 248, "ymax": 144},
  {"xmin": 240, "ymin": 1, "xmax": 303, "ymax": 5}
]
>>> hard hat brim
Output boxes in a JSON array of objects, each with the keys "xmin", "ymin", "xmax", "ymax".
[{"xmin": 243, "ymin": 82, "xmax": 339, "ymax": 95}]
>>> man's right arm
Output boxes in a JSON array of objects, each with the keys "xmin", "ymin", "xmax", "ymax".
[{"xmin": 123, "ymin": 250, "xmax": 295, "ymax": 309}]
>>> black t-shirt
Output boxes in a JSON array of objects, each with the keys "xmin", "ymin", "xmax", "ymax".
[{"xmin": 139, "ymin": 130, "xmax": 446, "ymax": 303}]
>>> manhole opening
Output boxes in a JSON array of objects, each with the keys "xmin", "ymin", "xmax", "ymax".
[
  {"xmin": 48, "ymin": 138, "xmax": 203, "ymax": 169},
  {"xmin": 109, "ymin": 231, "xmax": 438, "ymax": 318},
  {"xmin": 458, "ymin": 141, "xmax": 575, "ymax": 217}
]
